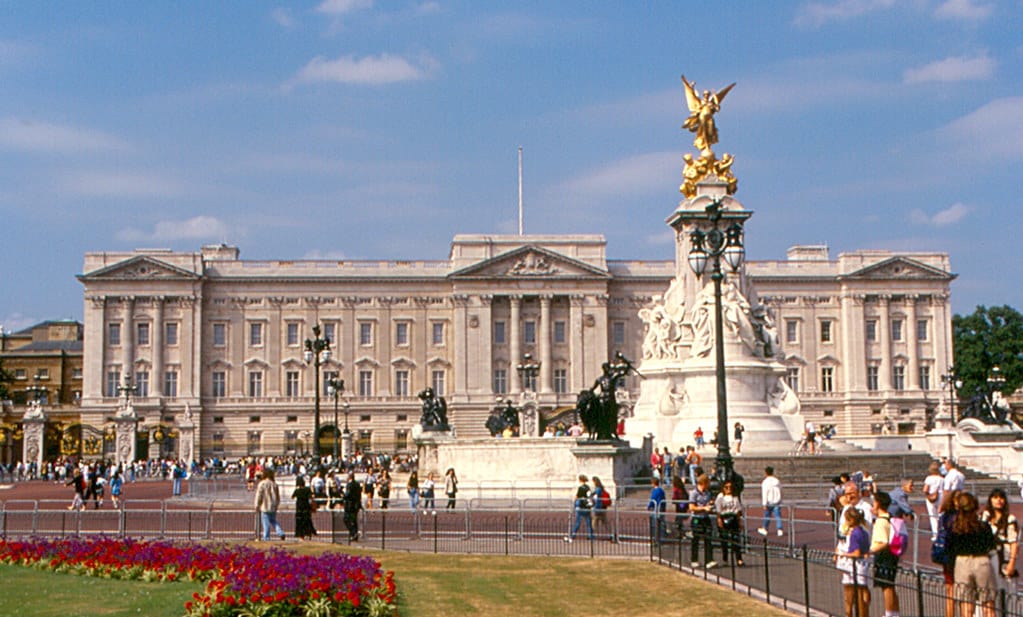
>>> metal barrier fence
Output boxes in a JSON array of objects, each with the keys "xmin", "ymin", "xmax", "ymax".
[{"xmin": 3, "ymin": 499, "xmax": 1022, "ymax": 617}]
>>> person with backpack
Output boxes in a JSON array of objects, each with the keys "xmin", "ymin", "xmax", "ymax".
[
  {"xmin": 871, "ymin": 492, "xmax": 903, "ymax": 617},
  {"xmin": 591, "ymin": 476, "xmax": 613, "ymax": 541},
  {"xmin": 564, "ymin": 474, "xmax": 594, "ymax": 543}
]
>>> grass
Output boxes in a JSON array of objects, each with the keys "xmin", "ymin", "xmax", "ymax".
[
  {"xmin": 0, "ymin": 543, "xmax": 792, "ymax": 617},
  {"xmin": 0, "ymin": 563, "xmax": 205, "ymax": 617}
]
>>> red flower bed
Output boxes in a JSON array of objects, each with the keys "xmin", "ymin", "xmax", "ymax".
[{"xmin": 0, "ymin": 537, "xmax": 397, "ymax": 616}]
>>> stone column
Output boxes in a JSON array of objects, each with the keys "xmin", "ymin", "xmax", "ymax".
[
  {"xmin": 152, "ymin": 296, "xmax": 164, "ymax": 398},
  {"xmin": 569, "ymin": 295, "xmax": 586, "ymax": 392},
  {"xmin": 906, "ymin": 295, "xmax": 919, "ymax": 389},
  {"xmin": 538, "ymin": 294, "xmax": 553, "ymax": 394},
  {"xmin": 878, "ymin": 295, "xmax": 892, "ymax": 391},
  {"xmin": 84, "ymin": 296, "xmax": 107, "ymax": 403},
  {"xmin": 509, "ymin": 295, "xmax": 522, "ymax": 393},
  {"xmin": 21, "ymin": 404, "xmax": 46, "ymax": 474},
  {"xmin": 122, "ymin": 296, "xmax": 136, "ymax": 378},
  {"xmin": 114, "ymin": 405, "xmax": 138, "ymax": 466},
  {"xmin": 178, "ymin": 404, "xmax": 195, "ymax": 465}
]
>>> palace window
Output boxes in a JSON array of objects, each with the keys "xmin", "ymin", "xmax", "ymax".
[
  {"xmin": 432, "ymin": 370, "xmax": 446, "ymax": 396},
  {"xmin": 395, "ymin": 322, "xmax": 409, "ymax": 346},
  {"xmin": 919, "ymin": 365, "xmax": 931, "ymax": 390},
  {"xmin": 248, "ymin": 371, "xmax": 263, "ymax": 397},
  {"xmin": 865, "ymin": 320, "xmax": 877, "ymax": 342},
  {"xmin": 867, "ymin": 365, "xmax": 879, "ymax": 391},
  {"xmin": 494, "ymin": 321, "xmax": 506, "ymax": 344},
  {"xmin": 820, "ymin": 367, "xmax": 834, "ymax": 393},
  {"xmin": 891, "ymin": 319, "xmax": 903, "ymax": 342},
  {"xmin": 917, "ymin": 319, "xmax": 928, "ymax": 342},
  {"xmin": 554, "ymin": 368, "xmax": 568, "ymax": 393},
  {"xmin": 285, "ymin": 371, "xmax": 300, "ymax": 398},
  {"xmin": 249, "ymin": 322, "xmax": 263, "ymax": 346},
  {"xmin": 165, "ymin": 322, "xmax": 178, "ymax": 346},
  {"xmin": 211, "ymin": 371, "xmax": 226, "ymax": 398},
  {"xmin": 785, "ymin": 367, "xmax": 799, "ymax": 391},
  {"xmin": 106, "ymin": 370, "xmax": 120, "ymax": 397},
  {"xmin": 893, "ymin": 365, "xmax": 906, "ymax": 391},
  {"xmin": 432, "ymin": 322, "xmax": 444, "ymax": 346},
  {"xmin": 493, "ymin": 368, "xmax": 507, "ymax": 394},
  {"xmin": 135, "ymin": 371, "xmax": 150, "ymax": 397},
  {"xmin": 358, "ymin": 370, "xmax": 373, "ymax": 396},
  {"xmin": 108, "ymin": 323, "xmax": 121, "ymax": 346},
  {"xmin": 785, "ymin": 320, "xmax": 798, "ymax": 344},
  {"xmin": 163, "ymin": 371, "xmax": 178, "ymax": 398},
  {"xmin": 286, "ymin": 323, "xmax": 299, "ymax": 346},
  {"xmin": 394, "ymin": 370, "xmax": 410, "ymax": 397},
  {"xmin": 523, "ymin": 320, "xmax": 536, "ymax": 344},
  {"xmin": 137, "ymin": 322, "xmax": 150, "ymax": 346},
  {"xmin": 212, "ymin": 323, "xmax": 226, "ymax": 347},
  {"xmin": 612, "ymin": 321, "xmax": 626, "ymax": 346},
  {"xmin": 820, "ymin": 320, "xmax": 832, "ymax": 343},
  {"xmin": 359, "ymin": 322, "xmax": 373, "ymax": 346},
  {"xmin": 323, "ymin": 323, "xmax": 336, "ymax": 345},
  {"xmin": 554, "ymin": 321, "xmax": 566, "ymax": 344}
]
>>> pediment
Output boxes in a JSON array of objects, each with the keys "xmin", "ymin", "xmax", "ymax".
[
  {"xmin": 843, "ymin": 257, "xmax": 953, "ymax": 281},
  {"xmin": 78, "ymin": 255, "xmax": 201, "ymax": 281},
  {"xmin": 448, "ymin": 245, "xmax": 609, "ymax": 279}
]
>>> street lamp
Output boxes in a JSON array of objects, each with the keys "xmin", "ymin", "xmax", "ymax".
[
  {"xmin": 26, "ymin": 373, "xmax": 47, "ymax": 405},
  {"xmin": 940, "ymin": 366, "xmax": 962, "ymax": 424},
  {"xmin": 516, "ymin": 353, "xmax": 540, "ymax": 394},
  {"xmin": 327, "ymin": 377, "xmax": 345, "ymax": 462},
  {"xmin": 304, "ymin": 324, "xmax": 331, "ymax": 463},
  {"xmin": 687, "ymin": 198, "xmax": 745, "ymax": 493}
]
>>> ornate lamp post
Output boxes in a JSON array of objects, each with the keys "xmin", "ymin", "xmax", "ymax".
[
  {"xmin": 327, "ymin": 377, "xmax": 345, "ymax": 462},
  {"xmin": 516, "ymin": 353, "xmax": 540, "ymax": 394},
  {"xmin": 940, "ymin": 366, "xmax": 962, "ymax": 424},
  {"xmin": 304, "ymin": 324, "xmax": 331, "ymax": 463},
  {"xmin": 687, "ymin": 198, "xmax": 745, "ymax": 492},
  {"xmin": 27, "ymin": 373, "xmax": 47, "ymax": 404}
]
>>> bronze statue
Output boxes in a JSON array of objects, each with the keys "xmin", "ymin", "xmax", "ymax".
[
  {"xmin": 418, "ymin": 387, "xmax": 450, "ymax": 431},
  {"xmin": 574, "ymin": 352, "xmax": 641, "ymax": 441}
]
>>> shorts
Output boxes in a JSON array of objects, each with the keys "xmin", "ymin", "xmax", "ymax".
[
  {"xmin": 873, "ymin": 550, "xmax": 898, "ymax": 588},
  {"xmin": 954, "ymin": 555, "xmax": 996, "ymax": 603}
]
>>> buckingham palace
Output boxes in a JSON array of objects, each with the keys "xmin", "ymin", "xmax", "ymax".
[{"xmin": 74, "ymin": 233, "xmax": 954, "ymax": 460}]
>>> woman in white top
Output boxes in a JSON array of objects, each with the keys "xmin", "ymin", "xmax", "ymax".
[
  {"xmin": 922, "ymin": 461, "xmax": 944, "ymax": 541},
  {"xmin": 715, "ymin": 480, "xmax": 745, "ymax": 566}
]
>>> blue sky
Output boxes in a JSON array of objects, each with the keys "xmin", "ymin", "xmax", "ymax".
[{"xmin": 1, "ymin": 0, "xmax": 1021, "ymax": 332}]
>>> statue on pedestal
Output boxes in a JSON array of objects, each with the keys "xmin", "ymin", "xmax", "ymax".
[
  {"xmin": 418, "ymin": 387, "xmax": 450, "ymax": 431},
  {"xmin": 575, "ymin": 353, "xmax": 640, "ymax": 440}
]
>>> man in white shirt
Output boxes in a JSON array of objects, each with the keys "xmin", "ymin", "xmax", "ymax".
[
  {"xmin": 941, "ymin": 458, "xmax": 965, "ymax": 494},
  {"xmin": 757, "ymin": 466, "xmax": 784, "ymax": 536},
  {"xmin": 804, "ymin": 420, "xmax": 817, "ymax": 455}
]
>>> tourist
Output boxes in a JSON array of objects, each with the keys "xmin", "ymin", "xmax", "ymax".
[
  {"xmin": 870, "ymin": 492, "xmax": 900, "ymax": 617},
  {"xmin": 859, "ymin": 469, "xmax": 875, "ymax": 501},
  {"xmin": 647, "ymin": 476, "xmax": 667, "ymax": 543},
  {"xmin": 542, "ymin": 425, "xmax": 555, "ymax": 438},
  {"xmin": 444, "ymin": 467, "xmax": 459, "ymax": 510},
  {"xmin": 650, "ymin": 447, "xmax": 663, "ymax": 482},
  {"xmin": 685, "ymin": 445, "xmax": 703, "ymax": 485},
  {"xmin": 804, "ymin": 420, "xmax": 817, "ymax": 455},
  {"xmin": 377, "ymin": 469, "xmax": 392, "ymax": 509},
  {"xmin": 311, "ymin": 469, "xmax": 327, "ymax": 509},
  {"xmin": 66, "ymin": 467, "xmax": 86, "ymax": 511},
  {"xmin": 981, "ymin": 488, "xmax": 1018, "ymax": 596},
  {"xmin": 673, "ymin": 447, "xmax": 688, "ymax": 483},
  {"xmin": 422, "ymin": 471, "xmax": 437, "ymax": 513},
  {"xmin": 758, "ymin": 466, "xmax": 783, "ymax": 537},
  {"xmin": 328, "ymin": 471, "xmax": 343, "ymax": 509},
  {"xmin": 715, "ymin": 479, "xmax": 744, "ymax": 566},
  {"xmin": 942, "ymin": 459, "xmax": 966, "ymax": 494},
  {"xmin": 564, "ymin": 474, "xmax": 594, "ymax": 542},
  {"xmin": 662, "ymin": 448, "xmax": 673, "ymax": 482},
  {"xmin": 689, "ymin": 473, "xmax": 716, "ymax": 568},
  {"xmin": 109, "ymin": 470, "xmax": 123, "ymax": 508},
  {"xmin": 923, "ymin": 461, "xmax": 944, "ymax": 540},
  {"xmin": 343, "ymin": 472, "xmax": 363, "ymax": 541},
  {"xmin": 733, "ymin": 422, "xmax": 745, "ymax": 455},
  {"xmin": 836, "ymin": 506, "xmax": 871, "ymax": 617},
  {"xmin": 291, "ymin": 476, "xmax": 317, "ymax": 540},
  {"xmin": 670, "ymin": 475, "xmax": 689, "ymax": 537},
  {"xmin": 693, "ymin": 426, "xmax": 705, "ymax": 450},
  {"xmin": 948, "ymin": 492, "xmax": 996, "ymax": 617},
  {"xmin": 888, "ymin": 477, "xmax": 915, "ymax": 521},
  {"xmin": 406, "ymin": 470, "xmax": 420, "ymax": 512},
  {"xmin": 254, "ymin": 469, "xmax": 286, "ymax": 541},
  {"xmin": 591, "ymin": 476, "xmax": 612, "ymax": 541},
  {"xmin": 936, "ymin": 489, "xmax": 962, "ymax": 617},
  {"xmin": 363, "ymin": 468, "xmax": 376, "ymax": 509}
]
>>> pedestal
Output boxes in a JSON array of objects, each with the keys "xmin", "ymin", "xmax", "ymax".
[
  {"xmin": 114, "ymin": 405, "xmax": 138, "ymax": 466},
  {"xmin": 21, "ymin": 407, "xmax": 45, "ymax": 474},
  {"xmin": 341, "ymin": 429, "xmax": 354, "ymax": 458}
]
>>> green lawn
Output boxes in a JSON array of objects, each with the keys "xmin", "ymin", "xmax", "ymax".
[{"xmin": 0, "ymin": 543, "xmax": 791, "ymax": 617}]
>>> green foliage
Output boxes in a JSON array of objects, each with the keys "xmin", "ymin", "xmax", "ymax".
[
  {"xmin": 0, "ymin": 357, "xmax": 12, "ymax": 400},
  {"xmin": 953, "ymin": 305, "xmax": 1023, "ymax": 398}
]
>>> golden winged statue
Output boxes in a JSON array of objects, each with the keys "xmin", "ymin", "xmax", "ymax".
[{"xmin": 681, "ymin": 75, "xmax": 735, "ymax": 157}]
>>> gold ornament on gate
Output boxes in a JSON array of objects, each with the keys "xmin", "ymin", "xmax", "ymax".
[{"xmin": 679, "ymin": 75, "xmax": 738, "ymax": 197}]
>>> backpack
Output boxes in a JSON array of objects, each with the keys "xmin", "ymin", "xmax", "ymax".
[
  {"xmin": 889, "ymin": 517, "xmax": 908, "ymax": 557},
  {"xmin": 931, "ymin": 512, "xmax": 953, "ymax": 567},
  {"xmin": 600, "ymin": 488, "xmax": 612, "ymax": 509}
]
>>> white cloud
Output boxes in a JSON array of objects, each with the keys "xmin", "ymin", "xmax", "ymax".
[
  {"xmin": 557, "ymin": 152, "xmax": 679, "ymax": 200},
  {"xmin": 903, "ymin": 53, "xmax": 994, "ymax": 83},
  {"xmin": 316, "ymin": 0, "xmax": 373, "ymax": 15},
  {"xmin": 909, "ymin": 203, "xmax": 970, "ymax": 226},
  {"xmin": 934, "ymin": 0, "xmax": 993, "ymax": 21},
  {"xmin": 271, "ymin": 8, "xmax": 296, "ymax": 28},
  {"xmin": 940, "ymin": 97, "xmax": 1023, "ymax": 158},
  {"xmin": 0, "ymin": 117, "xmax": 129, "ymax": 154},
  {"xmin": 63, "ymin": 171, "xmax": 182, "ymax": 198},
  {"xmin": 1, "ymin": 313, "xmax": 39, "ymax": 333},
  {"xmin": 303, "ymin": 249, "xmax": 348, "ymax": 260},
  {"xmin": 794, "ymin": 0, "xmax": 896, "ymax": 28},
  {"xmin": 289, "ymin": 53, "xmax": 437, "ymax": 86},
  {"xmin": 116, "ymin": 215, "xmax": 233, "ymax": 243}
]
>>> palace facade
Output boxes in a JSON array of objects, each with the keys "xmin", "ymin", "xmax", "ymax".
[{"xmin": 74, "ymin": 235, "xmax": 954, "ymax": 460}]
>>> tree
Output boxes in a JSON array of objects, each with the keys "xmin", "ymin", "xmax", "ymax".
[
  {"xmin": 953, "ymin": 305, "xmax": 1023, "ymax": 400},
  {"xmin": 0, "ymin": 357, "xmax": 12, "ymax": 401}
]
